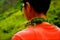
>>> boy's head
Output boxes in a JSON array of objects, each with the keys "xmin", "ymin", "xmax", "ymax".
[{"xmin": 22, "ymin": 0, "xmax": 51, "ymax": 20}]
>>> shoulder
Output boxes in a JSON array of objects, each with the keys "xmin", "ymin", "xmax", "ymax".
[{"xmin": 12, "ymin": 26, "xmax": 36, "ymax": 40}]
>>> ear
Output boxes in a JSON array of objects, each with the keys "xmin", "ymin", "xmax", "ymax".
[{"xmin": 26, "ymin": 2, "xmax": 31, "ymax": 13}]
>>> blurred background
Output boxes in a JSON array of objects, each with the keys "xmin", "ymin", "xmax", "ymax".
[{"xmin": 0, "ymin": 0, "xmax": 60, "ymax": 40}]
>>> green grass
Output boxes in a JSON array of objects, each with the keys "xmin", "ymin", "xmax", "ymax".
[{"xmin": 0, "ymin": 10, "xmax": 27, "ymax": 40}]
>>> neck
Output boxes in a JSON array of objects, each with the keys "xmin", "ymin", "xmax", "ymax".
[
  {"xmin": 27, "ymin": 12, "xmax": 46, "ymax": 20},
  {"xmin": 37, "ymin": 13, "xmax": 46, "ymax": 19}
]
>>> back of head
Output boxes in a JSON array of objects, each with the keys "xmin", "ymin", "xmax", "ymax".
[{"xmin": 23, "ymin": 0, "xmax": 51, "ymax": 14}]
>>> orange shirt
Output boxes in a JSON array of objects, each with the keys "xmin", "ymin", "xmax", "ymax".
[{"xmin": 12, "ymin": 22, "xmax": 60, "ymax": 40}]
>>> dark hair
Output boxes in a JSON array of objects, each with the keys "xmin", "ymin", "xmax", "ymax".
[{"xmin": 22, "ymin": 0, "xmax": 51, "ymax": 14}]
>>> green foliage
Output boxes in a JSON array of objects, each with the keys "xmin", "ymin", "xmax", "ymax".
[
  {"xmin": 47, "ymin": 0, "xmax": 60, "ymax": 27},
  {"xmin": 0, "ymin": 10, "xmax": 26, "ymax": 40},
  {"xmin": 0, "ymin": 0, "xmax": 60, "ymax": 40}
]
